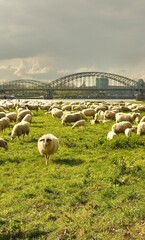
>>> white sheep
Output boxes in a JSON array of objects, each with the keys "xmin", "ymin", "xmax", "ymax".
[
  {"xmin": 107, "ymin": 131, "xmax": 118, "ymax": 140},
  {"xmin": 82, "ymin": 108, "xmax": 96, "ymax": 118},
  {"xmin": 6, "ymin": 112, "xmax": 17, "ymax": 122},
  {"xmin": 72, "ymin": 119, "xmax": 86, "ymax": 129},
  {"xmin": 11, "ymin": 121, "xmax": 30, "ymax": 140},
  {"xmin": 17, "ymin": 109, "xmax": 32, "ymax": 122},
  {"xmin": 137, "ymin": 122, "xmax": 145, "ymax": 136},
  {"xmin": 21, "ymin": 114, "xmax": 32, "ymax": 124},
  {"xmin": 124, "ymin": 127, "xmax": 136, "ymax": 138},
  {"xmin": 0, "ymin": 138, "xmax": 8, "ymax": 150},
  {"xmin": 115, "ymin": 112, "xmax": 140, "ymax": 123},
  {"xmin": 51, "ymin": 108, "xmax": 63, "ymax": 118},
  {"xmin": 112, "ymin": 121, "xmax": 132, "ymax": 134},
  {"xmin": 61, "ymin": 111, "xmax": 86, "ymax": 125},
  {"xmin": 38, "ymin": 133, "xmax": 59, "ymax": 165}
]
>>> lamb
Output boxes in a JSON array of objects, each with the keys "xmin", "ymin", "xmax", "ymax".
[
  {"xmin": 72, "ymin": 119, "xmax": 86, "ymax": 129},
  {"xmin": 11, "ymin": 121, "xmax": 30, "ymax": 140},
  {"xmin": 61, "ymin": 111, "xmax": 86, "ymax": 125},
  {"xmin": 107, "ymin": 131, "xmax": 118, "ymax": 140},
  {"xmin": 112, "ymin": 121, "xmax": 132, "ymax": 134},
  {"xmin": 0, "ymin": 138, "xmax": 8, "ymax": 150},
  {"xmin": 137, "ymin": 122, "xmax": 145, "ymax": 136},
  {"xmin": 38, "ymin": 133, "xmax": 59, "ymax": 165}
]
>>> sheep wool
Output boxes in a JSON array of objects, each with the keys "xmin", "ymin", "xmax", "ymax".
[
  {"xmin": 38, "ymin": 133, "xmax": 59, "ymax": 165},
  {"xmin": 11, "ymin": 121, "xmax": 30, "ymax": 140}
]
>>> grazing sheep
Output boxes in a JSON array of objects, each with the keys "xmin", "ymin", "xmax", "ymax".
[
  {"xmin": 137, "ymin": 122, "xmax": 145, "ymax": 136},
  {"xmin": 51, "ymin": 108, "xmax": 63, "ymax": 118},
  {"xmin": 21, "ymin": 114, "xmax": 32, "ymax": 124},
  {"xmin": 0, "ymin": 138, "xmax": 8, "ymax": 150},
  {"xmin": 124, "ymin": 127, "xmax": 136, "ymax": 138},
  {"xmin": 61, "ymin": 111, "xmax": 86, "ymax": 125},
  {"xmin": 25, "ymin": 103, "xmax": 39, "ymax": 111},
  {"xmin": 72, "ymin": 119, "xmax": 86, "ymax": 129},
  {"xmin": 115, "ymin": 112, "xmax": 139, "ymax": 123},
  {"xmin": 38, "ymin": 133, "xmax": 59, "ymax": 165},
  {"xmin": 11, "ymin": 121, "xmax": 30, "ymax": 140},
  {"xmin": 6, "ymin": 112, "xmax": 17, "ymax": 122},
  {"xmin": 104, "ymin": 110, "xmax": 116, "ymax": 120},
  {"xmin": 107, "ymin": 131, "xmax": 118, "ymax": 140},
  {"xmin": 0, "ymin": 117, "xmax": 10, "ymax": 131},
  {"xmin": 112, "ymin": 121, "xmax": 132, "ymax": 134},
  {"xmin": 17, "ymin": 109, "xmax": 32, "ymax": 122},
  {"xmin": 82, "ymin": 108, "xmax": 96, "ymax": 118}
]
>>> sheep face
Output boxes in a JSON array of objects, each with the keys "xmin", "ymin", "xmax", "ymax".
[{"xmin": 0, "ymin": 139, "xmax": 8, "ymax": 150}]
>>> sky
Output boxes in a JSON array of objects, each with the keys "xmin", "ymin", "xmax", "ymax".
[{"xmin": 0, "ymin": 0, "xmax": 145, "ymax": 83}]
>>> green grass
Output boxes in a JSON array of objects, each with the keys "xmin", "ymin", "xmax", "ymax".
[{"xmin": 0, "ymin": 107, "xmax": 145, "ymax": 239}]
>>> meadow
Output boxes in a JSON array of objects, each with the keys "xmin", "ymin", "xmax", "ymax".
[{"xmin": 0, "ymin": 101, "xmax": 145, "ymax": 240}]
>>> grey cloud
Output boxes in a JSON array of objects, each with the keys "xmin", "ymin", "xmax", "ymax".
[{"xmin": 0, "ymin": 0, "xmax": 145, "ymax": 81}]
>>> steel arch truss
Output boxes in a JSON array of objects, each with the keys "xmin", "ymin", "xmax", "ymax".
[
  {"xmin": 0, "ymin": 79, "xmax": 47, "ymax": 89},
  {"xmin": 47, "ymin": 72, "xmax": 137, "ymax": 88}
]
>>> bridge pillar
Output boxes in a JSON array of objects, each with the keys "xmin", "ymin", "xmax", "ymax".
[{"xmin": 44, "ymin": 90, "xmax": 53, "ymax": 99}]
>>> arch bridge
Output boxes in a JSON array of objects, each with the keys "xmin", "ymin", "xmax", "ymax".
[{"xmin": 0, "ymin": 72, "xmax": 144, "ymax": 99}]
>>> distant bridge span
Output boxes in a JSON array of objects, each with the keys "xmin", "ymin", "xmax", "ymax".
[
  {"xmin": 0, "ymin": 72, "xmax": 144, "ymax": 99},
  {"xmin": 49, "ymin": 72, "xmax": 137, "ymax": 88},
  {"xmin": 0, "ymin": 72, "xmax": 138, "ymax": 89}
]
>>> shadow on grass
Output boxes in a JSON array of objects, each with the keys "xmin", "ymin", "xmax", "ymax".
[{"xmin": 54, "ymin": 157, "xmax": 84, "ymax": 166}]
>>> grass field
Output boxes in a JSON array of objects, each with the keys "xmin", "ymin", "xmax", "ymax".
[{"xmin": 0, "ymin": 102, "xmax": 145, "ymax": 239}]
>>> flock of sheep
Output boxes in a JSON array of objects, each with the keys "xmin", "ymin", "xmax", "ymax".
[{"xmin": 1, "ymin": 99, "xmax": 145, "ymax": 164}]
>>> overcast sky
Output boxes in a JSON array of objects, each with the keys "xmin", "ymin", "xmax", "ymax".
[{"xmin": 0, "ymin": 0, "xmax": 145, "ymax": 82}]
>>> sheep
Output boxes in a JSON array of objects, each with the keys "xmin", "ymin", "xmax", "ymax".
[
  {"xmin": 38, "ymin": 133, "xmax": 59, "ymax": 165},
  {"xmin": 124, "ymin": 127, "xmax": 136, "ymax": 138},
  {"xmin": 51, "ymin": 108, "xmax": 63, "ymax": 118},
  {"xmin": 115, "ymin": 112, "xmax": 140, "ymax": 123},
  {"xmin": 0, "ymin": 117, "xmax": 10, "ymax": 131},
  {"xmin": 104, "ymin": 110, "xmax": 116, "ymax": 120},
  {"xmin": 25, "ymin": 103, "xmax": 39, "ymax": 111},
  {"xmin": 72, "ymin": 119, "xmax": 86, "ymax": 129},
  {"xmin": 61, "ymin": 111, "xmax": 86, "ymax": 126},
  {"xmin": 137, "ymin": 122, "xmax": 145, "ymax": 136},
  {"xmin": 17, "ymin": 109, "xmax": 32, "ymax": 122},
  {"xmin": 107, "ymin": 131, "xmax": 118, "ymax": 140},
  {"xmin": 21, "ymin": 114, "xmax": 32, "ymax": 124},
  {"xmin": 11, "ymin": 121, "xmax": 30, "ymax": 140},
  {"xmin": 6, "ymin": 112, "xmax": 17, "ymax": 122},
  {"xmin": 82, "ymin": 108, "xmax": 96, "ymax": 118},
  {"xmin": 0, "ymin": 138, "xmax": 8, "ymax": 150},
  {"xmin": 112, "ymin": 121, "xmax": 132, "ymax": 134}
]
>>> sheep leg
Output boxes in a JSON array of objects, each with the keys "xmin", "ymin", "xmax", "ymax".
[{"xmin": 45, "ymin": 155, "xmax": 50, "ymax": 165}]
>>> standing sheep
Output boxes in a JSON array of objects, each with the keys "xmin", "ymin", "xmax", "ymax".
[{"xmin": 38, "ymin": 133, "xmax": 59, "ymax": 165}]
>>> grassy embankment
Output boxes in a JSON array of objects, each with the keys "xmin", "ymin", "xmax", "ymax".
[{"xmin": 0, "ymin": 104, "xmax": 145, "ymax": 239}]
